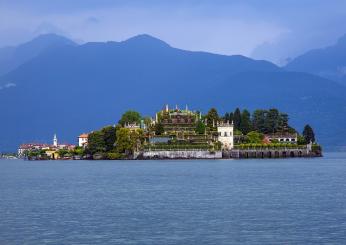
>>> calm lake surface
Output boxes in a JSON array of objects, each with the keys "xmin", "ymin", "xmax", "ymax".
[{"xmin": 1, "ymin": 153, "xmax": 346, "ymax": 244}]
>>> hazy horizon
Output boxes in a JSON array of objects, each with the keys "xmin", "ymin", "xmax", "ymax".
[{"xmin": 1, "ymin": 0, "xmax": 346, "ymax": 64}]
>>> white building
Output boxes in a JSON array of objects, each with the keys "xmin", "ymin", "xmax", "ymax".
[
  {"xmin": 217, "ymin": 121, "xmax": 234, "ymax": 150},
  {"xmin": 124, "ymin": 122, "xmax": 140, "ymax": 130},
  {"xmin": 265, "ymin": 133, "xmax": 298, "ymax": 144},
  {"xmin": 78, "ymin": 133, "xmax": 89, "ymax": 147}
]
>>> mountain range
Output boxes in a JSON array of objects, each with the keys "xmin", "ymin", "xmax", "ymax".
[
  {"xmin": 285, "ymin": 34, "xmax": 346, "ymax": 85},
  {"xmin": 1, "ymin": 33, "xmax": 346, "ymax": 151}
]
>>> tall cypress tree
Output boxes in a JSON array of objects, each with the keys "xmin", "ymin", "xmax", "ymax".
[
  {"xmin": 303, "ymin": 124, "xmax": 315, "ymax": 143},
  {"xmin": 233, "ymin": 108, "xmax": 241, "ymax": 130},
  {"xmin": 252, "ymin": 109, "xmax": 267, "ymax": 133},
  {"xmin": 229, "ymin": 112, "xmax": 234, "ymax": 124},
  {"xmin": 224, "ymin": 112, "xmax": 230, "ymax": 122},
  {"xmin": 240, "ymin": 109, "xmax": 252, "ymax": 134},
  {"xmin": 206, "ymin": 108, "xmax": 219, "ymax": 128}
]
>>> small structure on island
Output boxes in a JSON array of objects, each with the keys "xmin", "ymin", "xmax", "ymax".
[
  {"xmin": 124, "ymin": 122, "xmax": 141, "ymax": 131},
  {"xmin": 53, "ymin": 134, "xmax": 58, "ymax": 147},
  {"xmin": 265, "ymin": 133, "xmax": 298, "ymax": 144},
  {"xmin": 217, "ymin": 121, "xmax": 234, "ymax": 150},
  {"xmin": 78, "ymin": 133, "xmax": 89, "ymax": 147}
]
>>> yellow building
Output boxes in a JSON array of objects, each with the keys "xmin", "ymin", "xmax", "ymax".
[{"xmin": 45, "ymin": 150, "xmax": 60, "ymax": 160}]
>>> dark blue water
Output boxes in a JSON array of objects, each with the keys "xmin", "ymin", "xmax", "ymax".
[{"xmin": 1, "ymin": 153, "xmax": 346, "ymax": 244}]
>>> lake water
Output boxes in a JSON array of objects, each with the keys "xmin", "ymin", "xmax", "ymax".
[{"xmin": 1, "ymin": 153, "xmax": 346, "ymax": 244}]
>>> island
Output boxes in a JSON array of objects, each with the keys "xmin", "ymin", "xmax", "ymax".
[{"xmin": 18, "ymin": 105, "xmax": 322, "ymax": 160}]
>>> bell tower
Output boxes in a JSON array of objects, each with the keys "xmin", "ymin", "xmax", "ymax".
[{"xmin": 53, "ymin": 134, "xmax": 58, "ymax": 147}]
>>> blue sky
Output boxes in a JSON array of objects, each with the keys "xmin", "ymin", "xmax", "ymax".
[{"xmin": 1, "ymin": 0, "xmax": 346, "ymax": 64}]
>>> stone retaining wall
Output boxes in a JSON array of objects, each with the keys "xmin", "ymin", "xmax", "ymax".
[{"xmin": 142, "ymin": 150, "xmax": 222, "ymax": 159}]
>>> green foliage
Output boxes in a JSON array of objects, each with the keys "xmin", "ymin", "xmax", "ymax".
[
  {"xmin": 233, "ymin": 108, "xmax": 241, "ymax": 130},
  {"xmin": 57, "ymin": 148, "xmax": 69, "ymax": 157},
  {"xmin": 154, "ymin": 122, "xmax": 164, "ymax": 135},
  {"xmin": 246, "ymin": 131, "xmax": 264, "ymax": 143},
  {"xmin": 107, "ymin": 152, "xmax": 123, "ymax": 160},
  {"xmin": 118, "ymin": 110, "xmax": 141, "ymax": 126},
  {"xmin": 240, "ymin": 109, "xmax": 252, "ymax": 134},
  {"xmin": 206, "ymin": 108, "xmax": 219, "ymax": 128},
  {"xmin": 101, "ymin": 126, "xmax": 117, "ymax": 152},
  {"xmin": 251, "ymin": 108, "xmax": 295, "ymax": 134},
  {"xmin": 195, "ymin": 120, "xmax": 206, "ymax": 134},
  {"xmin": 87, "ymin": 131, "xmax": 106, "ymax": 154},
  {"xmin": 234, "ymin": 129, "xmax": 243, "ymax": 136},
  {"xmin": 303, "ymin": 124, "xmax": 315, "ymax": 143},
  {"xmin": 116, "ymin": 128, "xmax": 144, "ymax": 155},
  {"xmin": 297, "ymin": 135, "xmax": 306, "ymax": 145}
]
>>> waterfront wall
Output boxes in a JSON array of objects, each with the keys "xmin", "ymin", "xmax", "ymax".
[
  {"xmin": 224, "ymin": 148, "xmax": 321, "ymax": 159},
  {"xmin": 142, "ymin": 150, "xmax": 222, "ymax": 159}
]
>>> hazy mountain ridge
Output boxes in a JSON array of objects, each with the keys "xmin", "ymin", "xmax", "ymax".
[
  {"xmin": 1, "ymin": 34, "xmax": 345, "ymax": 151},
  {"xmin": 285, "ymin": 34, "xmax": 346, "ymax": 84},
  {"xmin": 0, "ymin": 34, "xmax": 76, "ymax": 76}
]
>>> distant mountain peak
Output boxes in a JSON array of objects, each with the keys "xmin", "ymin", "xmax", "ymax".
[
  {"xmin": 122, "ymin": 34, "xmax": 170, "ymax": 48},
  {"xmin": 26, "ymin": 33, "xmax": 76, "ymax": 47}
]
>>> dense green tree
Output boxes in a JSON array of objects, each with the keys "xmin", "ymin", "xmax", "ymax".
[
  {"xmin": 195, "ymin": 120, "xmax": 206, "ymax": 134},
  {"xmin": 252, "ymin": 109, "xmax": 267, "ymax": 133},
  {"xmin": 116, "ymin": 128, "xmax": 144, "ymax": 155},
  {"xmin": 246, "ymin": 131, "xmax": 264, "ymax": 143},
  {"xmin": 240, "ymin": 109, "xmax": 252, "ymax": 134},
  {"xmin": 229, "ymin": 112, "xmax": 234, "ymax": 124},
  {"xmin": 278, "ymin": 113, "xmax": 289, "ymax": 132},
  {"xmin": 87, "ymin": 131, "xmax": 106, "ymax": 154},
  {"xmin": 101, "ymin": 126, "xmax": 117, "ymax": 152},
  {"xmin": 303, "ymin": 124, "xmax": 315, "ymax": 143},
  {"xmin": 297, "ymin": 135, "xmax": 307, "ymax": 145},
  {"xmin": 206, "ymin": 108, "xmax": 219, "ymax": 128},
  {"xmin": 265, "ymin": 108, "xmax": 280, "ymax": 134},
  {"xmin": 118, "ymin": 110, "xmax": 141, "ymax": 126},
  {"xmin": 154, "ymin": 122, "xmax": 164, "ymax": 135},
  {"xmin": 224, "ymin": 112, "xmax": 230, "ymax": 122},
  {"xmin": 233, "ymin": 108, "xmax": 241, "ymax": 130},
  {"xmin": 73, "ymin": 146, "xmax": 85, "ymax": 156}
]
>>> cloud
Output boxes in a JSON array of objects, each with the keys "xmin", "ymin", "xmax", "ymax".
[{"xmin": 0, "ymin": 83, "xmax": 16, "ymax": 90}]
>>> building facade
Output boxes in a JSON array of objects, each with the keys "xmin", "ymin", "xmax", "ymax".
[
  {"xmin": 78, "ymin": 133, "xmax": 89, "ymax": 147},
  {"xmin": 217, "ymin": 121, "xmax": 234, "ymax": 150}
]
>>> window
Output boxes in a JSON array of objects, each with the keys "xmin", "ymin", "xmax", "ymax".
[{"xmin": 224, "ymin": 132, "xmax": 228, "ymax": 136}]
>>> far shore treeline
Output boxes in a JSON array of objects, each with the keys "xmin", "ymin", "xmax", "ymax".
[{"xmin": 75, "ymin": 107, "xmax": 317, "ymax": 160}]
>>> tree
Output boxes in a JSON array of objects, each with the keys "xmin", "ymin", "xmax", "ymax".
[
  {"xmin": 265, "ymin": 108, "xmax": 280, "ymax": 134},
  {"xmin": 233, "ymin": 108, "xmax": 241, "ymax": 130},
  {"xmin": 240, "ymin": 109, "xmax": 252, "ymax": 134},
  {"xmin": 101, "ymin": 126, "xmax": 117, "ymax": 152},
  {"xmin": 224, "ymin": 112, "xmax": 230, "ymax": 122},
  {"xmin": 154, "ymin": 122, "xmax": 164, "ymax": 135},
  {"xmin": 118, "ymin": 110, "xmax": 141, "ymax": 126},
  {"xmin": 87, "ymin": 130, "xmax": 105, "ymax": 154},
  {"xmin": 303, "ymin": 124, "xmax": 315, "ymax": 143},
  {"xmin": 195, "ymin": 120, "xmax": 206, "ymax": 134},
  {"xmin": 116, "ymin": 128, "xmax": 144, "ymax": 155},
  {"xmin": 252, "ymin": 109, "xmax": 267, "ymax": 133},
  {"xmin": 246, "ymin": 131, "xmax": 264, "ymax": 143},
  {"xmin": 229, "ymin": 112, "xmax": 234, "ymax": 124},
  {"xmin": 206, "ymin": 108, "xmax": 219, "ymax": 128},
  {"xmin": 297, "ymin": 135, "xmax": 306, "ymax": 145}
]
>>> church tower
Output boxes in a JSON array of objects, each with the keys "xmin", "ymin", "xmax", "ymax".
[{"xmin": 53, "ymin": 134, "xmax": 58, "ymax": 147}]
